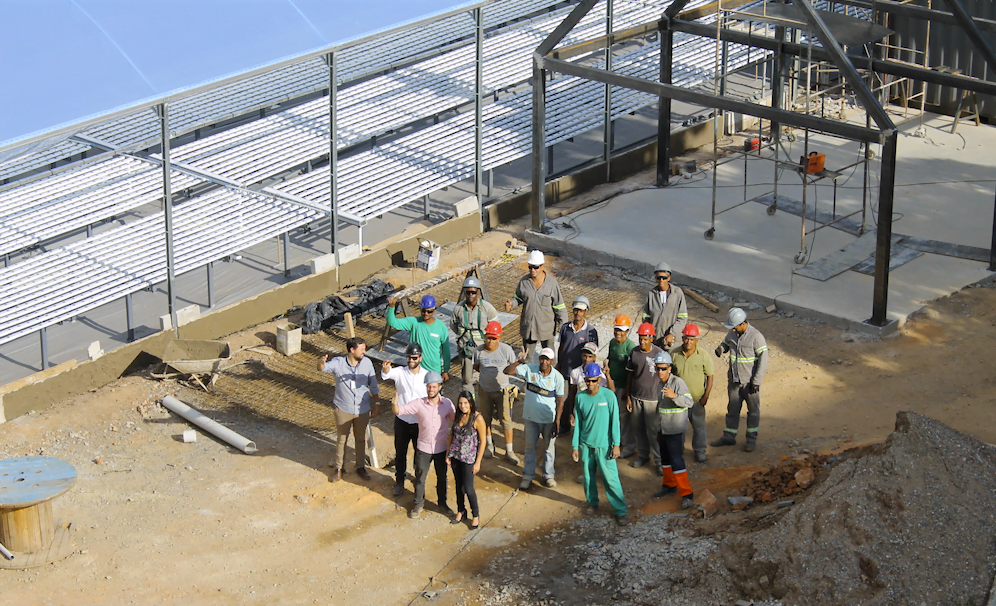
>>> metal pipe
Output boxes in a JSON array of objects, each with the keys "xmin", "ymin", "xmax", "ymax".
[
  {"xmin": 327, "ymin": 52, "xmax": 340, "ymax": 264},
  {"xmin": 206, "ymin": 262, "xmax": 214, "ymax": 308},
  {"xmin": 0, "ymin": 540, "xmax": 13, "ymax": 560},
  {"xmin": 474, "ymin": 6, "xmax": 484, "ymax": 225},
  {"xmin": 870, "ymin": 131, "xmax": 899, "ymax": 326},
  {"xmin": 157, "ymin": 103, "xmax": 179, "ymax": 338},
  {"xmin": 39, "ymin": 327, "xmax": 48, "ymax": 370},
  {"xmin": 603, "ymin": 0, "xmax": 614, "ymax": 181},
  {"xmin": 125, "ymin": 293, "xmax": 135, "ymax": 342},
  {"xmin": 531, "ymin": 57, "xmax": 547, "ymax": 231},
  {"xmin": 162, "ymin": 396, "xmax": 257, "ymax": 454},
  {"xmin": 990, "ymin": 187, "xmax": 996, "ymax": 271},
  {"xmin": 282, "ymin": 232, "xmax": 290, "ymax": 277},
  {"xmin": 657, "ymin": 16, "xmax": 674, "ymax": 186}
]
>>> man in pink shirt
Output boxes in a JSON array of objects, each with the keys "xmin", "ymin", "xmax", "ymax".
[{"xmin": 393, "ymin": 371, "xmax": 456, "ymax": 519}]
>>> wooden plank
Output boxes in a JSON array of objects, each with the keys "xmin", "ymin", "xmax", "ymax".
[
  {"xmin": 895, "ymin": 234, "xmax": 991, "ymax": 263},
  {"xmin": 344, "ymin": 312, "xmax": 356, "ymax": 339},
  {"xmin": 794, "ymin": 231, "xmax": 891, "ymax": 281},
  {"xmin": 685, "ymin": 288, "xmax": 720, "ymax": 313},
  {"xmin": 852, "ymin": 243, "xmax": 924, "ymax": 275}
]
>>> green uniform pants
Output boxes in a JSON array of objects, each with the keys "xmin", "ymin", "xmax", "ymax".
[{"xmin": 579, "ymin": 445, "xmax": 627, "ymax": 517}]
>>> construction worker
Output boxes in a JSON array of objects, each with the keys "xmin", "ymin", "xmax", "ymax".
[
  {"xmin": 393, "ymin": 371, "xmax": 455, "ymax": 519},
  {"xmin": 624, "ymin": 322, "xmax": 664, "ymax": 475},
  {"xmin": 608, "ymin": 314, "xmax": 637, "ymax": 458},
  {"xmin": 472, "ymin": 321, "xmax": 519, "ymax": 464},
  {"xmin": 711, "ymin": 308, "xmax": 768, "ymax": 453},
  {"xmin": 670, "ymin": 323, "xmax": 714, "ymax": 463},
  {"xmin": 568, "ymin": 342, "xmax": 614, "ymax": 391},
  {"xmin": 504, "ymin": 347, "xmax": 565, "ymax": 490},
  {"xmin": 317, "ymin": 337, "xmax": 381, "ymax": 483},
  {"xmin": 556, "ymin": 294, "xmax": 598, "ymax": 437},
  {"xmin": 651, "ymin": 352, "xmax": 695, "ymax": 509},
  {"xmin": 504, "ymin": 250, "xmax": 568, "ymax": 360},
  {"xmin": 451, "ymin": 276, "xmax": 499, "ymax": 392},
  {"xmin": 381, "ymin": 342, "xmax": 428, "ymax": 496},
  {"xmin": 641, "ymin": 261, "xmax": 688, "ymax": 349},
  {"xmin": 572, "ymin": 362, "xmax": 628, "ymax": 527},
  {"xmin": 386, "ymin": 294, "xmax": 451, "ymax": 381}
]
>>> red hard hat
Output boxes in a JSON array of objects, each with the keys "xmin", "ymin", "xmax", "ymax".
[
  {"xmin": 485, "ymin": 321, "xmax": 503, "ymax": 337},
  {"xmin": 682, "ymin": 323, "xmax": 700, "ymax": 337},
  {"xmin": 636, "ymin": 322, "xmax": 655, "ymax": 336}
]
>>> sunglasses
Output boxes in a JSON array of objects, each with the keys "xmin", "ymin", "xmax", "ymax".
[
  {"xmin": 407, "ymin": 355, "xmax": 420, "ymax": 360},
  {"xmin": 656, "ymin": 366, "xmax": 671, "ymax": 371},
  {"xmin": 528, "ymin": 264, "xmax": 541, "ymax": 270},
  {"xmin": 485, "ymin": 336, "xmax": 499, "ymax": 340},
  {"xmin": 421, "ymin": 308, "xmax": 436, "ymax": 314},
  {"xmin": 655, "ymin": 275, "xmax": 671, "ymax": 281},
  {"xmin": 584, "ymin": 378, "xmax": 600, "ymax": 384}
]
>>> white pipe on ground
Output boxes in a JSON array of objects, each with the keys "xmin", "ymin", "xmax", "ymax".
[
  {"xmin": 161, "ymin": 396, "xmax": 257, "ymax": 454},
  {"xmin": 0, "ymin": 540, "xmax": 14, "ymax": 560}
]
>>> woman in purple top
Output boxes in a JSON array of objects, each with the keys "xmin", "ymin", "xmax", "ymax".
[{"xmin": 447, "ymin": 391, "xmax": 487, "ymax": 529}]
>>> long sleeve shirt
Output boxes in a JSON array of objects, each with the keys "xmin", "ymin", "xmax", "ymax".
[
  {"xmin": 657, "ymin": 374, "xmax": 693, "ymax": 435},
  {"xmin": 641, "ymin": 285, "xmax": 688, "ymax": 341},
  {"xmin": 556, "ymin": 320, "xmax": 598, "ymax": 376},
  {"xmin": 572, "ymin": 388, "xmax": 620, "ymax": 450},
  {"xmin": 322, "ymin": 356, "xmax": 379, "ymax": 415},
  {"xmin": 386, "ymin": 306, "xmax": 451, "ymax": 373},
  {"xmin": 719, "ymin": 324, "xmax": 768, "ymax": 385},
  {"xmin": 509, "ymin": 271, "xmax": 568, "ymax": 341},
  {"xmin": 397, "ymin": 396, "xmax": 455, "ymax": 454}
]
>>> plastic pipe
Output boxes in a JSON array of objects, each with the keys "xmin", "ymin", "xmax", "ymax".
[
  {"xmin": 162, "ymin": 396, "xmax": 257, "ymax": 454},
  {"xmin": 0, "ymin": 540, "xmax": 13, "ymax": 560}
]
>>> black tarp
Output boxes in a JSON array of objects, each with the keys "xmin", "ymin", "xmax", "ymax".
[{"xmin": 299, "ymin": 279, "xmax": 396, "ymax": 334}]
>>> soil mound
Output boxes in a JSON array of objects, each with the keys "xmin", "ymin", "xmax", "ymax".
[{"xmin": 719, "ymin": 411, "xmax": 996, "ymax": 605}]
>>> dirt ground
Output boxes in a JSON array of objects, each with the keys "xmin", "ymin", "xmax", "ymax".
[{"xmin": 1, "ymin": 201, "xmax": 995, "ymax": 605}]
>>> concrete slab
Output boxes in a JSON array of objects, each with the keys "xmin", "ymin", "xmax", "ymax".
[{"xmin": 526, "ymin": 111, "xmax": 995, "ymax": 335}]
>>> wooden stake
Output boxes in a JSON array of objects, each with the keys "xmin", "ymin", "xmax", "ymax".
[
  {"xmin": 686, "ymin": 289, "xmax": 720, "ymax": 313},
  {"xmin": 344, "ymin": 312, "xmax": 356, "ymax": 338}
]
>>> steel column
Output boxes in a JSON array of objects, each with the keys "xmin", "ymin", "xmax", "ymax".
[
  {"xmin": 531, "ymin": 58, "xmax": 547, "ymax": 231},
  {"xmin": 991, "ymin": 189, "xmax": 996, "ymax": 271},
  {"xmin": 327, "ymin": 52, "xmax": 341, "ymax": 265},
  {"xmin": 40, "ymin": 327, "xmax": 48, "ymax": 370},
  {"xmin": 206, "ymin": 262, "xmax": 214, "ymax": 308},
  {"xmin": 283, "ymin": 232, "xmax": 290, "ymax": 277},
  {"xmin": 474, "ymin": 7, "xmax": 484, "ymax": 224},
  {"xmin": 603, "ymin": 0, "xmax": 614, "ymax": 181},
  {"xmin": 157, "ymin": 103, "xmax": 179, "ymax": 338},
  {"xmin": 657, "ymin": 17, "xmax": 674, "ymax": 186},
  {"xmin": 870, "ymin": 131, "xmax": 899, "ymax": 326},
  {"xmin": 125, "ymin": 294, "xmax": 135, "ymax": 342},
  {"xmin": 424, "ymin": 195, "xmax": 431, "ymax": 219}
]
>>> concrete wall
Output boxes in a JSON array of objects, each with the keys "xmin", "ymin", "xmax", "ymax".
[{"xmin": 0, "ymin": 211, "xmax": 482, "ymax": 422}]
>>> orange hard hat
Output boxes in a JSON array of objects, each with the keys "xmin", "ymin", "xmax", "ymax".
[
  {"xmin": 485, "ymin": 321, "xmax": 503, "ymax": 337},
  {"xmin": 682, "ymin": 323, "xmax": 700, "ymax": 337},
  {"xmin": 636, "ymin": 322, "xmax": 655, "ymax": 336},
  {"xmin": 613, "ymin": 314, "xmax": 632, "ymax": 329}
]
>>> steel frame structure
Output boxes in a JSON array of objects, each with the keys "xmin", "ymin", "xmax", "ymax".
[{"xmin": 531, "ymin": 0, "xmax": 996, "ymax": 327}]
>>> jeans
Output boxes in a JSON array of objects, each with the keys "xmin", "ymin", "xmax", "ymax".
[
  {"xmin": 452, "ymin": 459, "xmax": 479, "ymax": 517},
  {"xmin": 394, "ymin": 416, "xmax": 420, "ymax": 485},
  {"xmin": 413, "ymin": 449, "xmax": 448, "ymax": 509},
  {"xmin": 522, "ymin": 419, "xmax": 557, "ymax": 481}
]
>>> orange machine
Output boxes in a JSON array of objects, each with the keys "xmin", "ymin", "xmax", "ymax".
[{"xmin": 799, "ymin": 151, "xmax": 825, "ymax": 174}]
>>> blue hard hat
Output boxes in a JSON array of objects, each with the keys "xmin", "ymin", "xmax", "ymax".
[
  {"xmin": 424, "ymin": 371, "xmax": 443, "ymax": 385},
  {"xmin": 654, "ymin": 352, "xmax": 673, "ymax": 367},
  {"xmin": 420, "ymin": 294, "xmax": 437, "ymax": 310},
  {"xmin": 583, "ymin": 362, "xmax": 602, "ymax": 379}
]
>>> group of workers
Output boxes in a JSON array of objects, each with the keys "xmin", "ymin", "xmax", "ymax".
[{"xmin": 317, "ymin": 249, "xmax": 768, "ymax": 528}]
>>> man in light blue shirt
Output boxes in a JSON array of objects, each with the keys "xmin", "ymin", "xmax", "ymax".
[
  {"xmin": 318, "ymin": 337, "xmax": 381, "ymax": 483},
  {"xmin": 504, "ymin": 347, "xmax": 565, "ymax": 490}
]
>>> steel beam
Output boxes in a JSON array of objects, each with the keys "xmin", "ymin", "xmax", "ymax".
[
  {"xmin": 40, "ymin": 327, "xmax": 48, "ymax": 370},
  {"xmin": 206, "ymin": 262, "xmax": 214, "ymax": 308},
  {"xmin": 157, "ymin": 103, "xmax": 179, "ymax": 338},
  {"xmin": 870, "ymin": 131, "xmax": 899, "ymax": 326},
  {"xmin": 540, "ymin": 56, "xmax": 882, "ymax": 142},
  {"xmin": 327, "ymin": 52, "xmax": 340, "ymax": 264},
  {"xmin": 603, "ymin": 0, "xmax": 615, "ymax": 181},
  {"xmin": 791, "ymin": 0, "xmax": 895, "ymax": 134},
  {"xmin": 943, "ymin": 0, "xmax": 996, "ymax": 77},
  {"xmin": 657, "ymin": 16, "xmax": 674, "ymax": 186},
  {"xmin": 125, "ymin": 293, "xmax": 135, "ymax": 342},
  {"xmin": 991, "ymin": 189, "xmax": 996, "ymax": 272},
  {"xmin": 474, "ymin": 7, "xmax": 484, "ymax": 224},
  {"xmin": 670, "ymin": 19, "xmax": 996, "ymax": 98},
  {"xmin": 536, "ymin": 0, "xmax": 599, "ymax": 58},
  {"xmin": 832, "ymin": 0, "xmax": 996, "ymax": 33}
]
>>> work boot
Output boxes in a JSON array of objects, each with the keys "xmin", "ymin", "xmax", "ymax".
[
  {"xmin": 408, "ymin": 505, "xmax": 422, "ymax": 519},
  {"xmin": 519, "ymin": 478, "xmax": 532, "ymax": 491},
  {"xmin": 744, "ymin": 440, "xmax": 757, "ymax": 453},
  {"xmin": 630, "ymin": 457, "xmax": 648, "ymax": 468},
  {"xmin": 356, "ymin": 467, "xmax": 371, "ymax": 481},
  {"xmin": 330, "ymin": 468, "xmax": 343, "ymax": 483},
  {"xmin": 583, "ymin": 505, "xmax": 598, "ymax": 516},
  {"xmin": 653, "ymin": 485, "xmax": 678, "ymax": 498},
  {"xmin": 695, "ymin": 452, "xmax": 708, "ymax": 464},
  {"xmin": 392, "ymin": 482, "xmax": 404, "ymax": 496},
  {"xmin": 710, "ymin": 433, "xmax": 736, "ymax": 447},
  {"xmin": 484, "ymin": 436, "xmax": 495, "ymax": 459},
  {"xmin": 615, "ymin": 515, "xmax": 629, "ymax": 527},
  {"xmin": 680, "ymin": 495, "xmax": 695, "ymax": 510},
  {"xmin": 544, "ymin": 477, "xmax": 558, "ymax": 488},
  {"xmin": 505, "ymin": 450, "xmax": 520, "ymax": 466}
]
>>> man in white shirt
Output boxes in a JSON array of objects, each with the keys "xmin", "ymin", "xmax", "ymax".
[{"xmin": 381, "ymin": 342, "xmax": 428, "ymax": 496}]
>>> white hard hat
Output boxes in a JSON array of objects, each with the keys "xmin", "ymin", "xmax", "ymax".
[
  {"xmin": 654, "ymin": 261, "xmax": 672, "ymax": 274},
  {"xmin": 462, "ymin": 276, "xmax": 481, "ymax": 290},
  {"xmin": 572, "ymin": 295, "xmax": 590, "ymax": 310},
  {"xmin": 724, "ymin": 307, "xmax": 747, "ymax": 329},
  {"xmin": 527, "ymin": 250, "xmax": 545, "ymax": 266}
]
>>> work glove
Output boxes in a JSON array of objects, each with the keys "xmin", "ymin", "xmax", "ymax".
[
  {"xmin": 748, "ymin": 383, "xmax": 760, "ymax": 394},
  {"xmin": 714, "ymin": 346, "xmax": 724, "ymax": 357}
]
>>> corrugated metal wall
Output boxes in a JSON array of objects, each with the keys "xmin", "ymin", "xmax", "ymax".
[{"xmin": 885, "ymin": 0, "xmax": 996, "ymax": 118}]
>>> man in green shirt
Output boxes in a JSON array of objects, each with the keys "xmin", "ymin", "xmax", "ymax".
[
  {"xmin": 608, "ymin": 314, "xmax": 637, "ymax": 458},
  {"xmin": 386, "ymin": 294, "xmax": 451, "ymax": 380},
  {"xmin": 572, "ymin": 363, "xmax": 628, "ymax": 526},
  {"xmin": 670, "ymin": 323, "xmax": 714, "ymax": 463}
]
